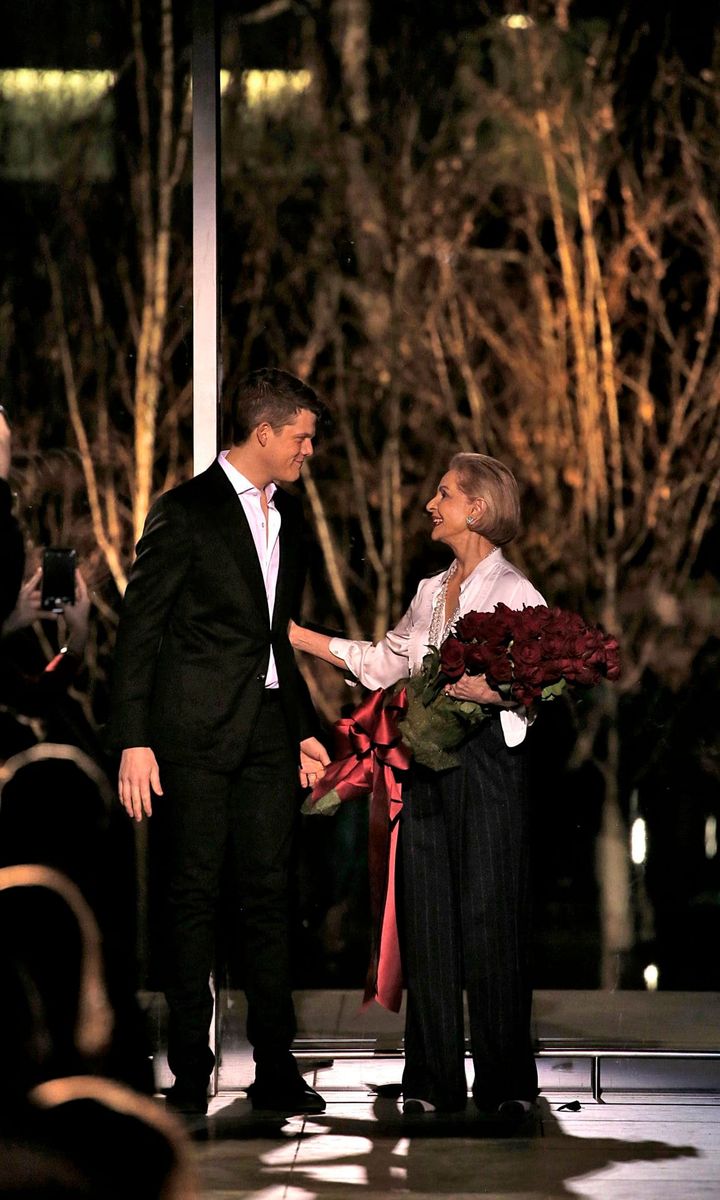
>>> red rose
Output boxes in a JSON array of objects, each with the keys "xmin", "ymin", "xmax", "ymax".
[
  {"xmin": 562, "ymin": 661, "xmax": 600, "ymax": 686},
  {"xmin": 537, "ymin": 629, "xmax": 566, "ymax": 658},
  {"xmin": 456, "ymin": 611, "xmax": 487, "ymax": 642},
  {"xmin": 456, "ymin": 610, "xmax": 503, "ymax": 644},
  {"xmin": 510, "ymin": 639, "xmax": 544, "ymax": 670},
  {"xmin": 561, "ymin": 609, "xmax": 588, "ymax": 636},
  {"xmin": 512, "ymin": 678, "xmax": 543, "ymax": 705},
  {"xmin": 515, "ymin": 605, "xmax": 553, "ymax": 638},
  {"xmin": 486, "ymin": 653, "xmax": 514, "ymax": 684},
  {"xmin": 542, "ymin": 658, "xmax": 567, "ymax": 682},
  {"xmin": 585, "ymin": 646, "xmax": 609, "ymax": 670},
  {"xmin": 491, "ymin": 603, "xmax": 521, "ymax": 639},
  {"xmin": 440, "ymin": 637, "xmax": 467, "ymax": 680},
  {"xmin": 464, "ymin": 644, "xmax": 492, "ymax": 675},
  {"xmin": 565, "ymin": 632, "xmax": 594, "ymax": 660}
]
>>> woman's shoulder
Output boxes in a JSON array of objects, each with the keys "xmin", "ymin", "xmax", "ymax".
[
  {"xmin": 492, "ymin": 554, "xmax": 546, "ymax": 604},
  {"xmin": 492, "ymin": 552, "xmax": 531, "ymax": 580}
]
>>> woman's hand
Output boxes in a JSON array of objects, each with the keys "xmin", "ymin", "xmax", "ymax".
[
  {"xmin": 287, "ymin": 619, "xmax": 345, "ymax": 668},
  {"xmin": 0, "ymin": 407, "xmax": 11, "ymax": 479},
  {"xmin": 1, "ymin": 567, "xmax": 57, "ymax": 637},
  {"xmin": 60, "ymin": 568, "xmax": 92, "ymax": 653},
  {"xmin": 443, "ymin": 672, "xmax": 513, "ymax": 707}
]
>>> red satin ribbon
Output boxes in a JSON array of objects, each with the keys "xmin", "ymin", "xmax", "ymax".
[{"xmin": 307, "ymin": 686, "xmax": 410, "ymax": 1012}]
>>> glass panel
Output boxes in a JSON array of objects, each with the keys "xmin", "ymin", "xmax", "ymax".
[
  {"xmin": 217, "ymin": 0, "xmax": 720, "ymax": 999},
  {"xmin": 0, "ymin": 69, "xmax": 117, "ymax": 181},
  {"xmin": 0, "ymin": 2, "xmax": 192, "ymax": 997},
  {"xmin": 1, "ymin": 2, "xmax": 718, "ymax": 1034}
]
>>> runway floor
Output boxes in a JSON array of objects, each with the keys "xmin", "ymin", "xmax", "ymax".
[
  {"xmin": 146, "ymin": 990, "xmax": 720, "ymax": 1200},
  {"xmin": 179, "ymin": 1086, "xmax": 720, "ymax": 1200}
]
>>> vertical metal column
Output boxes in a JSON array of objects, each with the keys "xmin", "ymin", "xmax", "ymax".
[
  {"xmin": 192, "ymin": 0, "xmax": 222, "ymax": 1096},
  {"xmin": 192, "ymin": 0, "xmax": 222, "ymax": 476}
]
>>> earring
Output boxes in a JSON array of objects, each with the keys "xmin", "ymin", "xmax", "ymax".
[{"xmin": 466, "ymin": 516, "xmax": 474, "ymax": 527}]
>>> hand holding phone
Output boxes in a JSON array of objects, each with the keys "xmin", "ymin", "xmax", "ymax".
[
  {"xmin": 0, "ymin": 405, "xmax": 11, "ymax": 480},
  {"xmin": 41, "ymin": 548, "xmax": 77, "ymax": 613}
]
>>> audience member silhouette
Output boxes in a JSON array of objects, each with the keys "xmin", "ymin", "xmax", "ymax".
[
  {"xmin": 0, "ymin": 563, "xmax": 94, "ymax": 758},
  {"xmin": 0, "ymin": 864, "xmax": 198, "ymax": 1199},
  {"xmin": 0, "ymin": 407, "xmax": 24, "ymax": 627},
  {"xmin": 0, "ymin": 744, "xmax": 154, "ymax": 1096}
]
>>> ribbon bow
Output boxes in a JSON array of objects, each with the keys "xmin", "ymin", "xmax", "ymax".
[
  {"xmin": 306, "ymin": 686, "xmax": 410, "ymax": 812},
  {"xmin": 305, "ymin": 686, "xmax": 410, "ymax": 1011}
]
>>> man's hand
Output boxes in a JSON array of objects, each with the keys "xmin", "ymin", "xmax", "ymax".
[
  {"xmin": 299, "ymin": 736, "xmax": 330, "ymax": 789},
  {"xmin": 118, "ymin": 747, "xmax": 163, "ymax": 823}
]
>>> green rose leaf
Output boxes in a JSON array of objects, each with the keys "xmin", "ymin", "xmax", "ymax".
[
  {"xmin": 540, "ymin": 680, "xmax": 567, "ymax": 701},
  {"xmin": 301, "ymin": 788, "xmax": 344, "ymax": 816}
]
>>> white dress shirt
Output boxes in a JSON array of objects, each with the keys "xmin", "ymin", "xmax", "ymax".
[
  {"xmin": 218, "ymin": 451, "xmax": 281, "ymax": 689},
  {"xmin": 329, "ymin": 550, "xmax": 546, "ymax": 746}
]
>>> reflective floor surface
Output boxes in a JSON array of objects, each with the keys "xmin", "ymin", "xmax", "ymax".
[
  {"xmin": 169, "ymin": 1077, "xmax": 720, "ymax": 1200},
  {"xmin": 148, "ymin": 991, "xmax": 720, "ymax": 1200}
]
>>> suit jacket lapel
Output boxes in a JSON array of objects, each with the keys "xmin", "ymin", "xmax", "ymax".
[{"xmin": 200, "ymin": 461, "xmax": 270, "ymax": 623}]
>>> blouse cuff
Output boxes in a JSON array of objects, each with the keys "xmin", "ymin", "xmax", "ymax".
[
  {"xmin": 328, "ymin": 636, "xmax": 361, "ymax": 686},
  {"xmin": 328, "ymin": 636, "xmax": 354, "ymax": 665},
  {"xmin": 500, "ymin": 707, "xmax": 528, "ymax": 747}
]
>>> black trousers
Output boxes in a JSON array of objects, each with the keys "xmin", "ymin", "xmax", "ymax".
[
  {"xmin": 157, "ymin": 693, "xmax": 298, "ymax": 1084},
  {"xmin": 399, "ymin": 716, "xmax": 538, "ymax": 1111}
]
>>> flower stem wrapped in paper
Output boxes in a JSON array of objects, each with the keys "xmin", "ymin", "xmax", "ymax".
[{"xmin": 401, "ymin": 602, "xmax": 621, "ymax": 771}]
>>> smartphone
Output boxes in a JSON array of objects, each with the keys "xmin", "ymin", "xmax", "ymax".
[{"xmin": 41, "ymin": 547, "xmax": 77, "ymax": 613}]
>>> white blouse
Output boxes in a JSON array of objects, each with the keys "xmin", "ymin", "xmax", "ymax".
[{"xmin": 329, "ymin": 550, "xmax": 547, "ymax": 747}]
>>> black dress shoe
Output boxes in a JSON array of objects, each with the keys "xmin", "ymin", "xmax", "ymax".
[
  {"xmin": 402, "ymin": 1098, "xmax": 436, "ymax": 1115},
  {"xmin": 246, "ymin": 1076, "xmax": 326, "ymax": 1114},
  {"xmin": 165, "ymin": 1080, "xmax": 209, "ymax": 1116}
]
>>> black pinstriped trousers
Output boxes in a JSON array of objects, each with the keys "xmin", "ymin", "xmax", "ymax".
[{"xmin": 398, "ymin": 716, "xmax": 538, "ymax": 1112}]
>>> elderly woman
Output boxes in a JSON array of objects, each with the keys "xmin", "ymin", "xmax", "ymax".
[{"xmin": 290, "ymin": 453, "xmax": 545, "ymax": 1117}]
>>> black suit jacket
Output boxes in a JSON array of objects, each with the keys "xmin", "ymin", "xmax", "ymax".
[{"xmin": 106, "ymin": 461, "xmax": 319, "ymax": 771}]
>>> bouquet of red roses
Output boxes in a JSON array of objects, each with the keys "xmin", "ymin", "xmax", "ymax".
[{"xmin": 399, "ymin": 603, "xmax": 620, "ymax": 771}]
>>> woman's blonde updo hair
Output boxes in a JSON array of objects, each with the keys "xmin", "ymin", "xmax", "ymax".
[{"xmin": 449, "ymin": 453, "xmax": 521, "ymax": 546}]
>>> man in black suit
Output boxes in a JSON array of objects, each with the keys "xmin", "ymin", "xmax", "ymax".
[{"xmin": 107, "ymin": 370, "xmax": 330, "ymax": 1116}]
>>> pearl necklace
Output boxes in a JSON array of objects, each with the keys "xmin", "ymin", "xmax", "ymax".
[
  {"xmin": 428, "ymin": 547, "xmax": 501, "ymax": 648},
  {"xmin": 428, "ymin": 561, "xmax": 459, "ymax": 649}
]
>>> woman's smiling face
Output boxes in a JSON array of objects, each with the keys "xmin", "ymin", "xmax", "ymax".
[{"xmin": 426, "ymin": 469, "xmax": 477, "ymax": 543}]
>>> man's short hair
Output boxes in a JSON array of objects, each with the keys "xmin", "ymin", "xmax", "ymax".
[{"xmin": 229, "ymin": 369, "xmax": 327, "ymax": 445}]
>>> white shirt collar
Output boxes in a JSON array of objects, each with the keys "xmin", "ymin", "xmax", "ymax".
[
  {"xmin": 218, "ymin": 451, "xmax": 277, "ymax": 502},
  {"xmin": 441, "ymin": 548, "xmax": 504, "ymax": 593}
]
